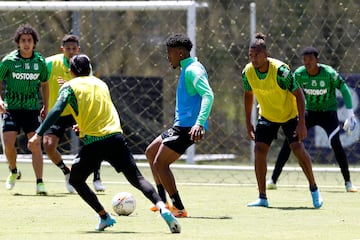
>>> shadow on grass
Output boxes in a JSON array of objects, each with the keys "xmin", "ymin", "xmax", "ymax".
[
  {"xmin": 187, "ymin": 216, "xmax": 232, "ymax": 219},
  {"xmin": 268, "ymin": 206, "xmax": 317, "ymax": 210},
  {"xmin": 12, "ymin": 192, "xmax": 69, "ymax": 197},
  {"xmin": 84, "ymin": 231, "xmax": 138, "ymax": 234}
]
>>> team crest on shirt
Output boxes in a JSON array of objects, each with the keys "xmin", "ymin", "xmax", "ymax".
[
  {"xmin": 25, "ymin": 63, "xmax": 30, "ymax": 70},
  {"xmin": 311, "ymin": 80, "xmax": 317, "ymax": 87},
  {"xmin": 282, "ymin": 68, "xmax": 290, "ymax": 78},
  {"xmin": 320, "ymin": 81, "xmax": 325, "ymax": 87},
  {"xmin": 34, "ymin": 63, "xmax": 39, "ymax": 70}
]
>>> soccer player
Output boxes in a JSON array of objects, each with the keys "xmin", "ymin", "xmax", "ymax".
[
  {"xmin": 0, "ymin": 24, "xmax": 49, "ymax": 195},
  {"xmin": 266, "ymin": 47, "xmax": 357, "ymax": 192},
  {"xmin": 44, "ymin": 34, "xmax": 105, "ymax": 193},
  {"xmin": 28, "ymin": 54, "xmax": 181, "ymax": 233},
  {"xmin": 242, "ymin": 33, "xmax": 323, "ymax": 208},
  {"xmin": 145, "ymin": 33, "xmax": 214, "ymax": 217}
]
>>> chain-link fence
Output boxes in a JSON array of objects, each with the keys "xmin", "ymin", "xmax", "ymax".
[{"xmin": 0, "ymin": 0, "xmax": 359, "ymax": 165}]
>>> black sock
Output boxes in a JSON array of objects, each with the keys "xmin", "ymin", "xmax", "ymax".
[
  {"xmin": 259, "ymin": 193, "xmax": 267, "ymax": 200},
  {"xmin": 93, "ymin": 169, "xmax": 101, "ymax": 181},
  {"xmin": 56, "ymin": 161, "xmax": 70, "ymax": 175},
  {"xmin": 36, "ymin": 179, "xmax": 43, "ymax": 184},
  {"xmin": 310, "ymin": 184, "xmax": 318, "ymax": 192},
  {"xmin": 156, "ymin": 184, "xmax": 167, "ymax": 203},
  {"xmin": 170, "ymin": 191, "xmax": 185, "ymax": 210},
  {"xmin": 10, "ymin": 167, "xmax": 17, "ymax": 174},
  {"xmin": 271, "ymin": 177, "xmax": 277, "ymax": 184}
]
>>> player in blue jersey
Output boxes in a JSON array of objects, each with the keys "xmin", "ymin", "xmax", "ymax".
[{"xmin": 146, "ymin": 33, "xmax": 214, "ymax": 217}]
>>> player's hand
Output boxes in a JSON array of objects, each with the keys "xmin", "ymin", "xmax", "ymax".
[
  {"xmin": 246, "ymin": 124, "xmax": 255, "ymax": 141},
  {"xmin": 27, "ymin": 134, "xmax": 41, "ymax": 152},
  {"xmin": 72, "ymin": 124, "xmax": 80, "ymax": 136},
  {"xmin": 294, "ymin": 121, "xmax": 307, "ymax": 141},
  {"xmin": 57, "ymin": 77, "xmax": 65, "ymax": 86},
  {"xmin": 40, "ymin": 105, "xmax": 48, "ymax": 120},
  {"xmin": 0, "ymin": 99, "xmax": 6, "ymax": 114},
  {"xmin": 343, "ymin": 109, "xmax": 357, "ymax": 134},
  {"xmin": 189, "ymin": 124, "xmax": 205, "ymax": 142}
]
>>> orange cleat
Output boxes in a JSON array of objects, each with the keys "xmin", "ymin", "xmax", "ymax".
[
  {"xmin": 150, "ymin": 202, "xmax": 170, "ymax": 212},
  {"xmin": 170, "ymin": 206, "xmax": 188, "ymax": 218}
]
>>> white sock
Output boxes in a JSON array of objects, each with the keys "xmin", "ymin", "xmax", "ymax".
[{"xmin": 156, "ymin": 201, "xmax": 170, "ymax": 214}]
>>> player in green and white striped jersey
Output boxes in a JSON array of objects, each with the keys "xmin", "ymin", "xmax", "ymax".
[
  {"xmin": 267, "ymin": 47, "xmax": 357, "ymax": 192},
  {"xmin": 0, "ymin": 24, "xmax": 49, "ymax": 195}
]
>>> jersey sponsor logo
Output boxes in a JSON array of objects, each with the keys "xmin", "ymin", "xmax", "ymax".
[
  {"xmin": 303, "ymin": 88, "xmax": 328, "ymax": 95},
  {"xmin": 12, "ymin": 72, "xmax": 40, "ymax": 80},
  {"xmin": 282, "ymin": 68, "xmax": 290, "ymax": 78}
]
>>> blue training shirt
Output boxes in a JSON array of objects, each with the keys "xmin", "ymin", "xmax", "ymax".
[{"xmin": 174, "ymin": 57, "xmax": 214, "ymax": 131}]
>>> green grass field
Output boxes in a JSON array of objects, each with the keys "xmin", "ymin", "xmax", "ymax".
[{"xmin": 0, "ymin": 161, "xmax": 360, "ymax": 240}]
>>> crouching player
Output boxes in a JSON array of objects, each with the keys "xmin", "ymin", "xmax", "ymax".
[{"xmin": 28, "ymin": 54, "xmax": 181, "ymax": 233}]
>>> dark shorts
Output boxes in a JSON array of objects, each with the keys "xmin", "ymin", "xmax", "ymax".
[
  {"xmin": 255, "ymin": 116, "xmax": 299, "ymax": 146},
  {"xmin": 306, "ymin": 110, "xmax": 339, "ymax": 135},
  {"xmin": 161, "ymin": 126, "xmax": 194, "ymax": 154},
  {"xmin": 71, "ymin": 134, "xmax": 142, "ymax": 180},
  {"xmin": 44, "ymin": 115, "xmax": 76, "ymax": 138},
  {"xmin": 2, "ymin": 109, "xmax": 41, "ymax": 134}
]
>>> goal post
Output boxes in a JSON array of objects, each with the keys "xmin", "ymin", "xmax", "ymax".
[{"xmin": 0, "ymin": 1, "xmax": 208, "ymax": 11}]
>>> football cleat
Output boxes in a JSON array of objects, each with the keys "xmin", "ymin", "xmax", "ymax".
[
  {"xmin": 65, "ymin": 173, "xmax": 75, "ymax": 193},
  {"xmin": 150, "ymin": 202, "xmax": 170, "ymax": 212},
  {"xmin": 170, "ymin": 206, "xmax": 188, "ymax": 218},
  {"xmin": 95, "ymin": 213, "xmax": 116, "ymax": 231},
  {"xmin": 36, "ymin": 182, "xmax": 47, "ymax": 196},
  {"xmin": 247, "ymin": 198, "xmax": 269, "ymax": 207},
  {"xmin": 161, "ymin": 210, "xmax": 181, "ymax": 233},
  {"xmin": 311, "ymin": 189, "xmax": 323, "ymax": 209},
  {"xmin": 5, "ymin": 171, "xmax": 21, "ymax": 190},
  {"xmin": 93, "ymin": 180, "xmax": 105, "ymax": 192},
  {"xmin": 345, "ymin": 181, "xmax": 357, "ymax": 192},
  {"xmin": 266, "ymin": 179, "xmax": 277, "ymax": 190}
]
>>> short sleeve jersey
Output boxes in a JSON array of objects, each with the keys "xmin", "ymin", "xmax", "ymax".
[
  {"xmin": 46, "ymin": 53, "xmax": 73, "ymax": 116},
  {"xmin": 294, "ymin": 64, "xmax": 347, "ymax": 111},
  {"xmin": 59, "ymin": 76, "xmax": 123, "ymax": 139},
  {"xmin": 0, "ymin": 50, "xmax": 48, "ymax": 110},
  {"xmin": 242, "ymin": 58, "xmax": 299, "ymax": 123}
]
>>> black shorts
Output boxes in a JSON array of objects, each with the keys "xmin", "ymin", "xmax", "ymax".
[
  {"xmin": 44, "ymin": 115, "xmax": 76, "ymax": 138},
  {"xmin": 161, "ymin": 126, "xmax": 194, "ymax": 154},
  {"xmin": 2, "ymin": 109, "xmax": 41, "ymax": 134},
  {"xmin": 305, "ymin": 110, "xmax": 339, "ymax": 135},
  {"xmin": 72, "ymin": 134, "xmax": 141, "ymax": 178},
  {"xmin": 255, "ymin": 116, "xmax": 299, "ymax": 146}
]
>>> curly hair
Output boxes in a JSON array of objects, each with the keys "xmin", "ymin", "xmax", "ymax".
[
  {"xmin": 14, "ymin": 24, "xmax": 39, "ymax": 45},
  {"xmin": 166, "ymin": 33, "xmax": 193, "ymax": 52}
]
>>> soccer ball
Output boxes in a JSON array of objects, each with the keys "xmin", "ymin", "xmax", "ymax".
[{"xmin": 111, "ymin": 192, "xmax": 136, "ymax": 216}]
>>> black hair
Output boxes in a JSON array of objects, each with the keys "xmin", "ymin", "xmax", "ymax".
[
  {"xmin": 70, "ymin": 54, "xmax": 91, "ymax": 76},
  {"xmin": 249, "ymin": 32, "xmax": 267, "ymax": 50},
  {"xmin": 62, "ymin": 34, "xmax": 80, "ymax": 46},
  {"xmin": 14, "ymin": 24, "xmax": 39, "ymax": 46},
  {"xmin": 166, "ymin": 33, "xmax": 193, "ymax": 52},
  {"xmin": 302, "ymin": 47, "xmax": 319, "ymax": 58}
]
